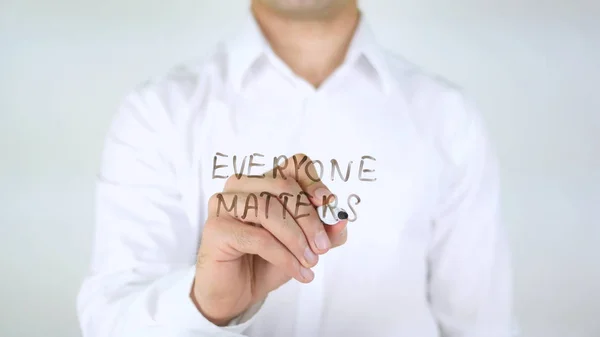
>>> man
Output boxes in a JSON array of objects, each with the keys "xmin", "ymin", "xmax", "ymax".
[{"xmin": 77, "ymin": 0, "xmax": 514, "ymax": 336}]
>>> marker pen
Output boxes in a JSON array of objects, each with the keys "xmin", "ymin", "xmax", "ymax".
[{"xmin": 317, "ymin": 203, "xmax": 348, "ymax": 225}]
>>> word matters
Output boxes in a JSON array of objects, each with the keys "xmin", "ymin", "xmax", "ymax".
[{"xmin": 211, "ymin": 153, "xmax": 377, "ymax": 222}]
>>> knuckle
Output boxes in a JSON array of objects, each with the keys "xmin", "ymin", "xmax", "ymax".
[
  {"xmin": 203, "ymin": 216, "xmax": 219, "ymax": 229},
  {"xmin": 224, "ymin": 175, "xmax": 242, "ymax": 190},
  {"xmin": 254, "ymin": 228, "xmax": 271, "ymax": 247},
  {"xmin": 232, "ymin": 226, "xmax": 253, "ymax": 249},
  {"xmin": 292, "ymin": 153, "xmax": 310, "ymax": 162},
  {"xmin": 207, "ymin": 194, "xmax": 221, "ymax": 213},
  {"xmin": 274, "ymin": 176, "xmax": 294, "ymax": 190},
  {"xmin": 201, "ymin": 217, "xmax": 221, "ymax": 240}
]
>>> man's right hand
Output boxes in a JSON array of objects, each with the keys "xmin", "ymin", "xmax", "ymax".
[{"xmin": 190, "ymin": 154, "xmax": 348, "ymax": 326}]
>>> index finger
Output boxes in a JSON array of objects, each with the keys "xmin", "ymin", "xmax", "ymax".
[{"xmin": 269, "ymin": 153, "xmax": 348, "ymax": 252}]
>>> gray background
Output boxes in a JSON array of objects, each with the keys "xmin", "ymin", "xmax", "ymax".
[{"xmin": 1, "ymin": 0, "xmax": 599, "ymax": 336}]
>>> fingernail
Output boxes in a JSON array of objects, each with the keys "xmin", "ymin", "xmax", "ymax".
[
  {"xmin": 304, "ymin": 246, "xmax": 318, "ymax": 265},
  {"xmin": 314, "ymin": 188, "xmax": 331, "ymax": 205},
  {"xmin": 314, "ymin": 231, "xmax": 331, "ymax": 251},
  {"xmin": 300, "ymin": 267, "xmax": 314, "ymax": 281}
]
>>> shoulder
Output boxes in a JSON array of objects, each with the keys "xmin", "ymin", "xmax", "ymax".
[
  {"xmin": 112, "ymin": 43, "xmax": 229, "ymax": 131},
  {"xmin": 382, "ymin": 48, "xmax": 472, "ymax": 118},
  {"xmin": 380, "ymin": 49, "xmax": 492, "ymax": 165}
]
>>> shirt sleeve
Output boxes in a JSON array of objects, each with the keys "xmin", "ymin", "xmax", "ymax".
[
  {"xmin": 76, "ymin": 84, "xmax": 264, "ymax": 337},
  {"xmin": 427, "ymin": 91, "xmax": 518, "ymax": 337}
]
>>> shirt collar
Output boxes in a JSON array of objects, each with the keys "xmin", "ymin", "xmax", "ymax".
[
  {"xmin": 225, "ymin": 14, "xmax": 269, "ymax": 93},
  {"xmin": 225, "ymin": 11, "xmax": 392, "ymax": 94},
  {"xmin": 344, "ymin": 14, "xmax": 392, "ymax": 93}
]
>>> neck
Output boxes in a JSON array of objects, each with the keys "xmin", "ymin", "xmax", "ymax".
[{"xmin": 250, "ymin": 1, "xmax": 360, "ymax": 87}]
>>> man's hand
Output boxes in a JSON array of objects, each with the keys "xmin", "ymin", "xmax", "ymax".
[{"xmin": 191, "ymin": 154, "xmax": 348, "ymax": 326}]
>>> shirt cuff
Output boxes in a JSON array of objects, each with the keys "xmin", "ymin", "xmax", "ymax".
[{"xmin": 154, "ymin": 266, "xmax": 265, "ymax": 335}]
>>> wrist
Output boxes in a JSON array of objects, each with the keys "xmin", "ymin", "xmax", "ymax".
[{"xmin": 189, "ymin": 284, "xmax": 237, "ymax": 326}]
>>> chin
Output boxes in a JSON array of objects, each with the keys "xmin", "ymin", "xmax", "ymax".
[
  {"xmin": 265, "ymin": 0, "xmax": 348, "ymax": 18},
  {"xmin": 276, "ymin": 0, "xmax": 321, "ymax": 7}
]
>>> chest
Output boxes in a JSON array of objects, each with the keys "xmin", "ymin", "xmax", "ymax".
[{"xmin": 190, "ymin": 90, "xmax": 439, "ymax": 251}]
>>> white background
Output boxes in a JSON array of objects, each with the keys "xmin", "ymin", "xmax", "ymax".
[{"xmin": 1, "ymin": 0, "xmax": 599, "ymax": 336}]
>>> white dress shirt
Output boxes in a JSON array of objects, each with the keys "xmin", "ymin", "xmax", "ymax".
[{"xmin": 77, "ymin": 11, "xmax": 514, "ymax": 337}]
